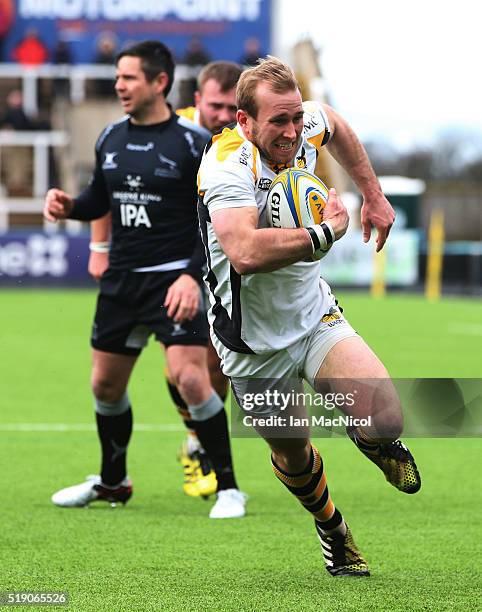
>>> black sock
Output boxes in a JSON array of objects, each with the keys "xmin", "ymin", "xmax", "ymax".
[
  {"xmin": 192, "ymin": 408, "xmax": 237, "ymax": 491},
  {"xmin": 96, "ymin": 407, "xmax": 133, "ymax": 486},
  {"xmin": 166, "ymin": 380, "xmax": 196, "ymax": 432}
]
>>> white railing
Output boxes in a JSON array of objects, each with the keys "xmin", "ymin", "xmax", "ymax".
[
  {"xmin": 0, "ymin": 197, "xmax": 44, "ymax": 232},
  {"xmin": 0, "ymin": 63, "xmax": 202, "ymax": 230},
  {"xmin": 0, "ymin": 130, "xmax": 69, "ymax": 197},
  {"xmin": 0, "ymin": 63, "xmax": 201, "ymax": 115},
  {"xmin": 0, "ymin": 130, "xmax": 69, "ymax": 231}
]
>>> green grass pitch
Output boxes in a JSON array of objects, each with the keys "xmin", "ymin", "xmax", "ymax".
[{"xmin": 1, "ymin": 290, "xmax": 481, "ymax": 611}]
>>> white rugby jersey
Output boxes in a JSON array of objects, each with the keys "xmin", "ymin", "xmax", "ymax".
[{"xmin": 198, "ymin": 101, "xmax": 333, "ymax": 354}]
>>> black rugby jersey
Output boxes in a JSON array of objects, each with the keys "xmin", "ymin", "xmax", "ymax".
[{"xmin": 70, "ymin": 113, "xmax": 209, "ymax": 271}]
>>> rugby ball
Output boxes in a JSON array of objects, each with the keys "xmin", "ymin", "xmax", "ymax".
[{"xmin": 266, "ymin": 168, "xmax": 329, "ymax": 229}]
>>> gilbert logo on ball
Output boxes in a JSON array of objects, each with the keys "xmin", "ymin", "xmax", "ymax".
[{"xmin": 266, "ymin": 168, "xmax": 329, "ymax": 229}]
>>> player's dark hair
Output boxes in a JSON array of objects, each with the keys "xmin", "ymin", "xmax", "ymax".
[
  {"xmin": 116, "ymin": 40, "xmax": 175, "ymax": 97},
  {"xmin": 197, "ymin": 61, "xmax": 243, "ymax": 93}
]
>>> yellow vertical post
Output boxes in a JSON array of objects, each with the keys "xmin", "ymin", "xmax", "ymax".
[
  {"xmin": 425, "ymin": 209, "xmax": 445, "ymax": 300},
  {"xmin": 371, "ymin": 246, "xmax": 387, "ymax": 298}
]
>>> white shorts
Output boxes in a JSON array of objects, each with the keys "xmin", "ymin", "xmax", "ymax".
[{"xmin": 212, "ymin": 303, "xmax": 357, "ymax": 417}]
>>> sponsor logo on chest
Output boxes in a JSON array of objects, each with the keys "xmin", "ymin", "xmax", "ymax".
[
  {"xmin": 112, "ymin": 174, "xmax": 162, "ymax": 229},
  {"xmin": 258, "ymin": 178, "xmax": 272, "ymax": 191},
  {"xmin": 126, "ymin": 142, "xmax": 154, "ymax": 151},
  {"xmin": 155, "ymin": 153, "xmax": 181, "ymax": 178}
]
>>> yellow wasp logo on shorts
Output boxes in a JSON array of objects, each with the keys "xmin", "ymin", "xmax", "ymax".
[{"xmin": 322, "ymin": 307, "xmax": 341, "ymax": 323}]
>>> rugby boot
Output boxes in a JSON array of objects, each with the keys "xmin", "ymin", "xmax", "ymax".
[
  {"xmin": 51, "ymin": 475, "xmax": 132, "ymax": 507},
  {"xmin": 209, "ymin": 488, "xmax": 247, "ymax": 519},
  {"xmin": 347, "ymin": 427, "xmax": 421, "ymax": 494},
  {"xmin": 315, "ymin": 522, "xmax": 370, "ymax": 577},
  {"xmin": 182, "ymin": 450, "xmax": 217, "ymax": 498}
]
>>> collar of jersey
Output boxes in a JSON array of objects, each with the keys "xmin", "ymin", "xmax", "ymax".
[
  {"xmin": 212, "ymin": 124, "xmax": 292, "ymax": 175},
  {"xmin": 233, "ymin": 124, "xmax": 291, "ymax": 174},
  {"xmin": 127, "ymin": 111, "xmax": 175, "ymax": 131},
  {"xmin": 268, "ymin": 161, "xmax": 290, "ymax": 174}
]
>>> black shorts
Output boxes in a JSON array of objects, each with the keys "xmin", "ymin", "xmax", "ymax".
[{"xmin": 91, "ymin": 269, "xmax": 209, "ymax": 356}]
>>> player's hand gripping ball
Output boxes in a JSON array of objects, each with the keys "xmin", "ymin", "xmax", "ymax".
[{"xmin": 266, "ymin": 168, "xmax": 332, "ymax": 260}]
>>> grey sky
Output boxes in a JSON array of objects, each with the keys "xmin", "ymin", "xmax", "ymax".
[{"xmin": 273, "ymin": 0, "xmax": 482, "ymax": 148}]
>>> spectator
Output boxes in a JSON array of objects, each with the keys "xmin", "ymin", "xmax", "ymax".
[
  {"xmin": 240, "ymin": 37, "xmax": 262, "ymax": 66},
  {"xmin": 53, "ymin": 39, "xmax": 73, "ymax": 98},
  {"xmin": 12, "ymin": 28, "xmax": 49, "ymax": 65},
  {"xmin": 0, "ymin": 89, "xmax": 38, "ymax": 130},
  {"xmin": 94, "ymin": 31, "xmax": 117, "ymax": 64},
  {"xmin": 92, "ymin": 31, "xmax": 118, "ymax": 97},
  {"xmin": 183, "ymin": 36, "xmax": 211, "ymax": 67},
  {"xmin": 0, "ymin": 89, "xmax": 57, "ymax": 190},
  {"xmin": 53, "ymin": 39, "xmax": 72, "ymax": 65},
  {"xmin": 179, "ymin": 37, "xmax": 212, "ymax": 107},
  {"xmin": 0, "ymin": 89, "xmax": 39, "ymax": 196}
]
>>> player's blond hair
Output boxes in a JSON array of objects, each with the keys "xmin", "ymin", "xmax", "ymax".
[{"xmin": 236, "ymin": 56, "xmax": 299, "ymax": 118}]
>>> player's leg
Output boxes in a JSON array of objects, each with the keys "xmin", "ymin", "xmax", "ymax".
[
  {"xmin": 164, "ymin": 365, "xmax": 201, "ymax": 457},
  {"xmin": 163, "ymin": 359, "xmax": 217, "ymax": 499},
  {"xmin": 51, "ymin": 349, "xmax": 137, "ymax": 507},
  {"xmin": 165, "ymin": 275, "xmax": 228, "ymax": 490},
  {"xmin": 316, "ymin": 336, "xmax": 403, "ymax": 438},
  {"xmin": 176, "ymin": 339, "xmax": 229, "ymax": 498},
  {"xmin": 168, "ymin": 338, "xmax": 228, "ymax": 460},
  {"xmin": 165, "ymin": 344, "xmax": 245, "ymax": 518},
  {"xmin": 229, "ymin": 357, "xmax": 368, "ymax": 578},
  {"xmin": 154, "ymin": 268, "xmax": 244, "ymax": 517},
  {"xmin": 267, "ymin": 435, "xmax": 369, "ymax": 577},
  {"xmin": 52, "ymin": 269, "xmax": 143, "ymax": 507},
  {"xmin": 91, "ymin": 349, "xmax": 137, "ymax": 488},
  {"xmin": 311, "ymin": 335, "xmax": 421, "ymax": 493},
  {"xmin": 207, "ymin": 338, "xmax": 229, "ymax": 400}
]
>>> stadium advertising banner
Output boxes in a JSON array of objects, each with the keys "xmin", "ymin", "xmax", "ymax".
[
  {"xmin": 0, "ymin": 231, "xmax": 93, "ymax": 286},
  {"xmin": 0, "ymin": 230, "xmax": 418, "ymax": 287},
  {"xmin": 1, "ymin": 0, "xmax": 271, "ymax": 63},
  {"xmin": 322, "ymin": 230, "xmax": 419, "ymax": 286}
]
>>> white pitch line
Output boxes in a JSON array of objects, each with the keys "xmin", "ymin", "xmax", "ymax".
[{"xmin": 0, "ymin": 423, "xmax": 185, "ymax": 432}]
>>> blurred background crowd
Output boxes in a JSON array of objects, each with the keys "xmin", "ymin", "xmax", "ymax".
[{"xmin": 0, "ymin": 0, "xmax": 480, "ymax": 295}]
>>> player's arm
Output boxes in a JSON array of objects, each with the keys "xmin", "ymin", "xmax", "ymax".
[
  {"xmin": 164, "ymin": 127, "xmax": 210, "ymax": 323},
  {"xmin": 322, "ymin": 104, "xmax": 395, "ymax": 252},
  {"xmin": 43, "ymin": 188, "xmax": 74, "ymax": 221},
  {"xmin": 164, "ymin": 273, "xmax": 201, "ymax": 323},
  {"xmin": 45, "ymin": 135, "xmax": 111, "ymax": 224},
  {"xmin": 184, "ymin": 232, "xmax": 205, "ymax": 283},
  {"xmin": 68, "ymin": 169, "xmax": 110, "ymax": 221},
  {"xmin": 44, "ymin": 170, "xmax": 110, "ymax": 225},
  {"xmin": 44, "ymin": 183, "xmax": 110, "ymax": 222},
  {"xmin": 88, "ymin": 214, "xmax": 111, "ymax": 280},
  {"xmin": 164, "ymin": 233, "xmax": 205, "ymax": 323},
  {"xmin": 211, "ymin": 188, "xmax": 348, "ymax": 275}
]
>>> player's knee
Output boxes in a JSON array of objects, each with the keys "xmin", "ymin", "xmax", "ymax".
[
  {"xmin": 91, "ymin": 374, "xmax": 125, "ymax": 404},
  {"xmin": 174, "ymin": 363, "xmax": 208, "ymax": 405}
]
